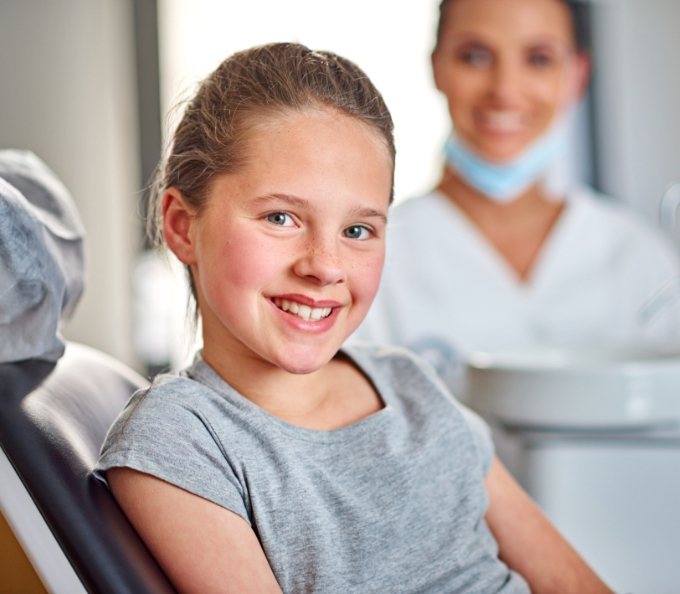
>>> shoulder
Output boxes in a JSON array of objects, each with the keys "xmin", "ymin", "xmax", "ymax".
[
  {"xmin": 570, "ymin": 186, "xmax": 679, "ymax": 262},
  {"xmin": 97, "ymin": 373, "xmax": 220, "ymax": 462},
  {"xmin": 344, "ymin": 343, "xmax": 495, "ymax": 473},
  {"xmin": 345, "ymin": 342, "xmax": 469, "ymax": 415},
  {"xmin": 121, "ymin": 373, "xmax": 218, "ymax": 423},
  {"xmin": 343, "ymin": 341, "xmax": 435, "ymax": 381},
  {"xmin": 96, "ymin": 370, "xmax": 253, "ymax": 525},
  {"xmin": 343, "ymin": 343, "xmax": 452, "ymax": 407},
  {"xmin": 574, "ymin": 186, "xmax": 667, "ymax": 238},
  {"xmin": 99, "ymin": 357, "xmax": 255, "ymax": 461}
]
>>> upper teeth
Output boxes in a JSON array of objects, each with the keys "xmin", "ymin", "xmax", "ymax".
[
  {"xmin": 275, "ymin": 299, "xmax": 332, "ymax": 321},
  {"xmin": 482, "ymin": 111, "xmax": 524, "ymax": 132}
]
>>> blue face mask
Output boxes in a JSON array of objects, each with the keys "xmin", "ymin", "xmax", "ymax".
[{"xmin": 443, "ymin": 120, "xmax": 569, "ymax": 203}]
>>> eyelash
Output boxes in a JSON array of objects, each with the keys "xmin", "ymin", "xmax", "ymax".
[{"xmin": 265, "ymin": 212, "xmax": 374, "ymax": 240}]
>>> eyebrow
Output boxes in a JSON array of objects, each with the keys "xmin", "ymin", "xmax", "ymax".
[
  {"xmin": 352, "ymin": 207, "xmax": 388, "ymax": 224},
  {"xmin": 252, "ymin": 193, "xmax": 388, "ymax": 223},
  {"xmin": 252, "ymin": 193, "xmax": 311, "ymax": 209},
  {"xmin": 451, "ymin": 32, "xmax": 572, "ymax": 48}
]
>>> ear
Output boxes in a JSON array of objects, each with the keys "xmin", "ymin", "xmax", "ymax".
[
  {"xmin": 162, "ymin": 188, "xmax": 198, "ymax": 265},
  {"xmin": 431, "ymin": 50, "xmax": 444, "ymax": 93},
  {"xmin": 570, "ymin": 52, "xmax": 591, "ymax": 101}
]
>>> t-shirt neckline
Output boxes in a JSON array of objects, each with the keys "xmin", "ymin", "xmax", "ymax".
[{"xmin": 186, "ymin": 347, "xmax": 393, "ymax": 443}]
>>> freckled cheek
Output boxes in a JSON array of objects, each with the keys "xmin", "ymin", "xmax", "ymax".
[{"xmin": 349, "ymin": 252, "xmax": 385, "ymax": 303}]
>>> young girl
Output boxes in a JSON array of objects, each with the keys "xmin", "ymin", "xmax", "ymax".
[{"xmin": 95, "ymin": 42, "xmax": 612, "ymax": 594}]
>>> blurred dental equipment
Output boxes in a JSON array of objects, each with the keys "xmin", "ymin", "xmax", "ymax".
[
  {"xmin": 638, "ymin": 275, "xmax": 680, "ymax": 327},
  {"xmin": 659, "ymin": 181, "xmax": 680, "ymax": 236},
  {"xmin": 637, "ymin": 182, "xmax": 680, "ymax": 327},
  {"xmin": 464, "ymin": 346, "xmax": 680, "ymax": 594}
]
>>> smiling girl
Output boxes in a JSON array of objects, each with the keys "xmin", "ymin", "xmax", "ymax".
[{"xmin": 95, "ymin": 42, "xmax": 611, "ymax": 594}]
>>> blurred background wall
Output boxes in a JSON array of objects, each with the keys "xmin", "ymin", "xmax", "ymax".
[
  {"xmin": 591, "ymin": 0, "xmax": 680, "ymax": 222},
  {"xmin": 0, "ymin": 0, "xmax": 145, "ymax": 367}
]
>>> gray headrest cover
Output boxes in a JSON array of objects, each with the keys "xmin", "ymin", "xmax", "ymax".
[{"xmin": 0, "ymin": 150, "xmax": 85, "ymax": 362}]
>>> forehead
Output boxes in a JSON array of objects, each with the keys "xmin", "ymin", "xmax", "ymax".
[
  {"xmin": 241, "ymin": 105, "xmax": 393, "ymax": 161},
  {"xmin": 441, "ymin": 0, "xmax": 575, "ymax": 46},
  {"xmin": 239, "ymin": 107, "xmax": 394, "ymax": 179},
  {"xmin": 206, "ymin": 107, "xmax": 393, "ymax": 209}
]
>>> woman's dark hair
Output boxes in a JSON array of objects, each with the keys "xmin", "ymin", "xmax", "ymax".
[{"xmin": 434, "ymin": 0, "xmax": 591, "ymax": 54}]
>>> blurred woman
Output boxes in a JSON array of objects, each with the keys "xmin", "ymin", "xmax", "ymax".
[{"xmin": 355, "ymin": 0, "xmax": 680, "ymax": 388}]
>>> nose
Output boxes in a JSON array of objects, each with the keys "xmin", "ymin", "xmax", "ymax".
[
  {"xmin": 293, "ymin": 236, "xmax": 347, "ymax": 286},
  {"xmin": 488, "ymin": 57, "xmax": 523, "ymax": 102}
]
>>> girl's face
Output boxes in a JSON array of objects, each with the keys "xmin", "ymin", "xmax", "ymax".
[
  {"xmin": 166, "ymin": 108, "xmax": 392, "ymax": 377},
  {"xmin": 432, "ymin": 0, "xmax": 588, "ymax": 163}
]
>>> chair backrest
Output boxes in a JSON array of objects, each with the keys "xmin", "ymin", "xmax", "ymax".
[{"xmin": 0, "ymin": 342, "xmax": 176, "ymax": 594}]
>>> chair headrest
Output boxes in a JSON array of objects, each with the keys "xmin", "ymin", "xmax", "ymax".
[{"xmin": 0, "ymin": 150, "xmax": 85, "ymax": 363}]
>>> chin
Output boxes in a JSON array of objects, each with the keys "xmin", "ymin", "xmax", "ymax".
[
  {"xmin": 484, "ymin": 133, "xmax": 543, "ymax": 161},
  {"xmin": 278, "ymin": 359, "xmax": 329, "ymax": 376},
  {"xmin": 475, "ymin": 143, "xmax": 525, "ymax": 164},
  {"xmin": 271, "ymin": 348, "xmax": 337, "ymax": 376}
]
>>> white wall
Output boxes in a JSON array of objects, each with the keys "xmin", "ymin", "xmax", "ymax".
[
  {"xmin": 0, "ymin": 0, "xmax": 141, "ymax": 366},
  {"xmin": 158, "ymin": 0, "xmax": 448, "ymax": 204},
  {"xmin": 592, "ymin": 0, "xmax": 680, "ymax": 232}
]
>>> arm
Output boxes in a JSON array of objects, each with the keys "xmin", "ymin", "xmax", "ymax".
[
  {"xmin": 107, "ymin": 467, "xmax": 282, "ymax": 594},
  {"xmin": 484, "ymin": 457, "xmax": 614, "ymax": 594}
]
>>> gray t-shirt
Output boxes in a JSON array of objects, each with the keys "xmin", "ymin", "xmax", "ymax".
[{"xmin": 95, "ymin": 345, "xmax": 529, "ymax": 594}]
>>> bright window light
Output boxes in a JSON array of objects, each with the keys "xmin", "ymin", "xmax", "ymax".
[{"xmin": 157, "ymin": 0, "xmax": 448, "ymax": 203}]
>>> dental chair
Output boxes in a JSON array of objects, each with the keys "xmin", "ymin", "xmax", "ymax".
[{"xmin": 0, "ymin": 342, "xmax": 176, "ymax": 594}]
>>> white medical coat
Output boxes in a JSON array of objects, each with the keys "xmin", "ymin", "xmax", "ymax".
[{"xmin": 353, "ymin": 187, "xmax": 680, "ymax": 386}]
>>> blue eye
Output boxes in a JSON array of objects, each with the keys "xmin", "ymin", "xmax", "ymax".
[
  {"xmin": 344, "ymin": 225, "xmax": 371, "ymax": 240},
  {"xmin": 266, "ymin": 212, "xmax": 294, "ymax": 226}
]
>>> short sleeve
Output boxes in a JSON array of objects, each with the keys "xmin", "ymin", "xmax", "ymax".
[{"xmin": 94, "ymin": 379, "xmax": 251, "ymax": 524}]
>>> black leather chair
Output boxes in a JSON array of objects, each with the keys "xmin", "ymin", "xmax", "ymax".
[{"xmin": 0, "ymin": 342, "xmax": 176, "ymax": 593}]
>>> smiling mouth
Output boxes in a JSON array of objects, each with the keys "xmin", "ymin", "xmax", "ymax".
[
  {"xmin": 273, "ymin": 298, "xmax": 333, "ymax": 322},
  {"xmin": 478, "ymin": 110, "xmax": 525, "ymax": 134}
]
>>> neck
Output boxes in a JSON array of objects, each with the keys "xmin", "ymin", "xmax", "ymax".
[
  {"xmin": 437, "ymin": 165, "xmax": 566, "ymax": 281},
  {"xmin": 437, "ymin": 165, "xmax": 551, "ymax": 217},
  {"xmin": 201, "ymin": 343, "xmax": 382, "ymax": 430},
  {"xmin": 201, "ymin": 342, "xmax": 332, "ymax": 414}
]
